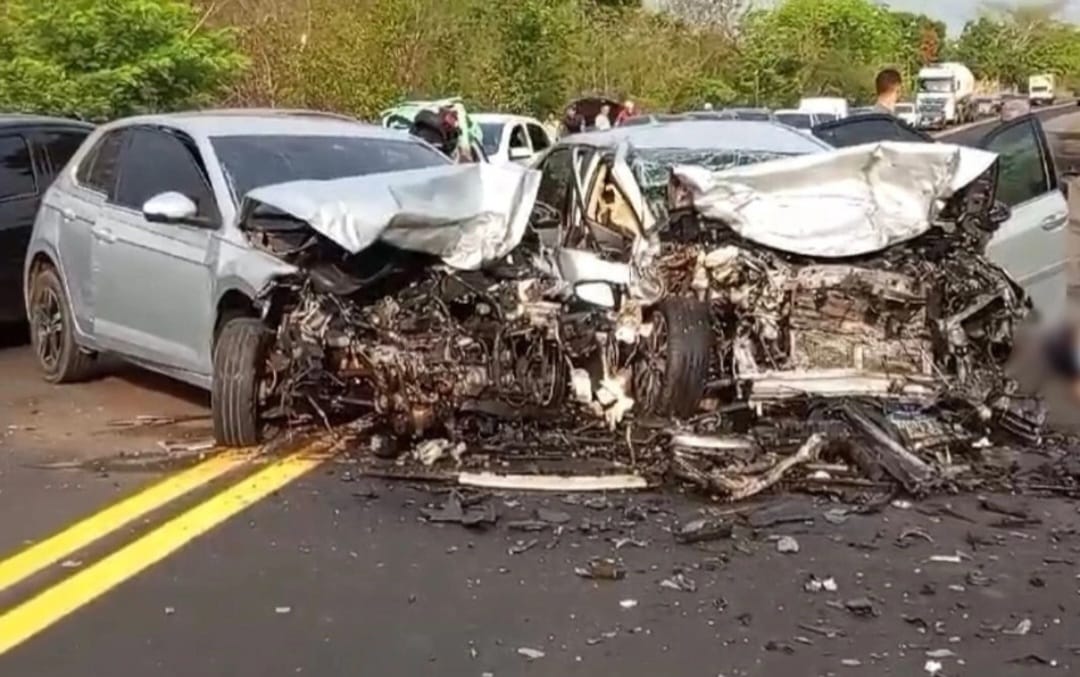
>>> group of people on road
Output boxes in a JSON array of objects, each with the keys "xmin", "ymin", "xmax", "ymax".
[{"xmin": 560, "ymin": 99, "xmax": 638, "ymax": 137}]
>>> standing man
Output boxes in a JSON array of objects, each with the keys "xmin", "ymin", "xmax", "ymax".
[
  {"xmin": 873, "ymin": 68, "xmax": 903, "ymax": 114},
  {"xmin": 595, "ymin": 103, "xmax": 613, "ymax": 130}
]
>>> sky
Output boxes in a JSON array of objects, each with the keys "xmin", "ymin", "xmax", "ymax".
[
  {"xmin": 643, "ymin": 0, "xmax": 1080, "ymax": 35},
  {"xmin": 875, "ymin": 0, "xmax": 1080, "ymax": 34}
]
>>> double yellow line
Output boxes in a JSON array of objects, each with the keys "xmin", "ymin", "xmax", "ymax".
[{"xmin": 0, "ymin": 443, "xmax": 331, "ymax": 656}]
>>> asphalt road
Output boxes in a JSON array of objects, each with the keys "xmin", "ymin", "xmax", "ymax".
[{"xmin": 2, "ymin": 104, "xmax": 1080, "ymax": 677}]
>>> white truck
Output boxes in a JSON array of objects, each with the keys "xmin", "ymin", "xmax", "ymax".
[
  {"xmin": 916, "ymin": 62, "xmax": 976, "ymax": 129},
  {"xmin": 1028, "ymin": 73, "xmax": 1057, "ymax": 106}
]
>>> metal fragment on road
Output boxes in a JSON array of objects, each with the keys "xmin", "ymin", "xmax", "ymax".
[
  {"xmin": 517, "ymin": 647, "xmax": 545, "ymax": 660},
  {"xmin": 275, "ymin": 606, "xmax": 292, "ymax": 614},
  {"xmin": 675, "ymin": 518, "xmax": 733, "ymax": 544},
  {"xmin": 659, "ymin": 573, "xmax": 698, "ymax": 593},
  {"xmin": 777, "ymin": 536, "xmax": 800, "ymax": 554},
  {"xmin": 508, "ymin": 539, "xmax": 539, "ymax": 556},
  {"xmin": 619, "ymin": 599, "xmax": 639, "ymax": 609},
  {"xmin": 925, "ymin": 659, "xmax": 944, "ymax": 675},
  {"xmin": 804, "ymin": 575, "xmax": 838, "ymax": 593},
  {"xmin": 844, "ymin": 597, "xmax": 877, "ymax": 618},
  {"xmin": 926, "ymin": 649, "xmax": 957, "ymax": 659},
  {"xmin": 458, "ymin": 472, "xmax": 647, "ymax": 492},
  {"xmin": 574, "ymin": 558, "xmax": 626, "ymax": 581},
  {"xmin": 1003, "ymin": 618, "xmax": 1032, "ymax": 636},
  {"xmin": 536, "ymin": 508, "xmax": 571, "ymax": 524}
]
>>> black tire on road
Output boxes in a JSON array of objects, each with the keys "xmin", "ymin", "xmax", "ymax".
[
  {"xmin": 28, "ymin": 267, "xmax": 96, "ymax": 384},
  {"xmin": 636, "ymin": 297, "xmax": 712, "ymax": 418},
  {"xmin": 212, "ymin": 317, "xmax": 269, "ymax": 447}
]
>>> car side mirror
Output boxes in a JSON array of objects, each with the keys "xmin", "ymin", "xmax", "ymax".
[
  {"xmin": 142, "ymin": 192, "xmax": 212, "ymax": 227},
  {"xmin": 509, "ymin": 146, "xmax": 532, "ymax": 161}
]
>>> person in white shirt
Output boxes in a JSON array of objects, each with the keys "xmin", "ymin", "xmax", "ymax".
[{"xmin": 594, "ymin": 104, "xmax": 612, "ymax": 130}]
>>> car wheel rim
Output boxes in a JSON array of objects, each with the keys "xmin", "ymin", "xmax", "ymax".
[
  {"xmin": 633, "ymin": 310, "xmax": 669, "ymax": 407},
  {"xmin": 33, "ymin": 287, "xmax": 64, "ymax": 371}
]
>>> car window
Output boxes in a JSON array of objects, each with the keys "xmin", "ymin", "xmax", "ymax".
[
  {"xmin": 0, "ymin": 134, "xmax": 37, "ymax": 201},
  {"xmin": 812, "ymin": 115, "xmax": 931, "ymax": 148},
  {"xmin": 41, "ymin": 130, "xmax": 90, "ymax": 176},
  {"xmin": 211, "ymin": 135, "xmax": 448, "ymax": 200},
  {"xmin": 534, "ymin": 147, "xmax": 574, "ymax": 228},
  {"xmin": 76, "ymin": 130, "xmax": 127, "ymax": 197},
  {"xmin": 509, "ymin": 125, "xmax": 529, "ymax": 150},
  {"xmin": 526, "ymin": 123, "xmax": 550, "ymax": 152},
  {"xmin": 115, "ymin": 128, "xmax": 216, "ymax": 219},
  {"xmin": 983, "ymin": 119, "xmax": 1052, "ymax": 207},
  {"xmin": 479, "ymin": 123, "xmax": 503, "ymax": 156}
]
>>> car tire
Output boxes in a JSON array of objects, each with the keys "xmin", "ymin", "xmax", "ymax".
[
  {"xmin": 635, "ymin": 298, "xmax": 712, "ymax": 417},
  {"xmin": 212, "ymin": 317, "xmax": 268, "ymax": 447},
  {"xmin": 28, "ymin": 267, "xmax": 96, "ymax": 384}
]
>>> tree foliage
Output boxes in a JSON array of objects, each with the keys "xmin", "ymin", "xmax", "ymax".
[
  {"xmin": 5, "ymin": 0, "xmax": 1080, "ymax": 120},
  {"xmin": 0, "ymin": 0, "xmax": 245, "ymax": 120}
]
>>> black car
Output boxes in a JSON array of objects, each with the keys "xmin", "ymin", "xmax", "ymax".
[{"xmin": 0, "ymin": 115, "xmax": 93, "ymax": 323}]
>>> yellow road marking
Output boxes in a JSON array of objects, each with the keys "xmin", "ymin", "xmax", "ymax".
[
  {"xmin": 0, "ymin": 448, "xmax": 328, "ymax": 656},
  {"xmin": 0, "ymin": 451, "xmax": 253, "ymax": 594}
]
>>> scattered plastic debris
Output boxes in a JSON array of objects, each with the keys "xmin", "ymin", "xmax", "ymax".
[{"xmin": 777, "ymin": 536, "xmax": 800, "ymax": 554}]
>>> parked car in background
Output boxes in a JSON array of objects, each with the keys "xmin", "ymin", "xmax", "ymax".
[
  {"xmin": 0, "ymin": 115, "xmax": 93, "ymax": 324},
  {"xmin": 618, "ymin": 114, "xmax": 687, "ymax": 126},
  {"xmin": 23, "ymin": 110, "xmax": 466, "ymax": 445},
  {"xmin": 894, "ymin": 102, "xmax": 918, "ymax": 126},
  {"xmin": 473, "ymin": 113, "xmax": 552, "ymax": 165},
  {"xmin": 774, "ymin": 109, "xmax": 834, "ymax": 129},
  {"xmin": 798, "ymin": 96, "xmax": 849, "ymax": 119}
]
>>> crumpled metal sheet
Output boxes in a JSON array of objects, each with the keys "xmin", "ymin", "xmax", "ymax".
[
  {"xmin": 242, "ymin": 163, "xmax": 541, "ymax": 270},
  {"xmin": 671, "ymin": 142, "xmax": 998, "ymax": 258}
]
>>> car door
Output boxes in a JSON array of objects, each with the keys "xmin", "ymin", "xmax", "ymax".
[
  {"xmin": 531, "ymin": 146, "xmax": 575, "ymax": 247},
  {"xmin": 92, "ymin": 126, "xmax": 220, "ymax": 375},
  {"xmin": 50, "ymin": 128, "xmax": 128, "ymax": 338},
  {"xmin": 526, "ymin": 122, "xmax": 552, "ymax": 158},
  {"xmin": 0, "ymin": 129, "xmax": 42, "ymax": 321},
  {"xmin": 980, "ymin": 115, "xmax": 1068, "ymax": 324},
  {"xmin": 507, "ymin": 123, "xmax": 533, "ymax": 165}
]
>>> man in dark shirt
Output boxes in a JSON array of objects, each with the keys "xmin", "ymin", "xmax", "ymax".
[{"xmin": 873, "ymin": 68, "xmax": 903, "ymax": 114}]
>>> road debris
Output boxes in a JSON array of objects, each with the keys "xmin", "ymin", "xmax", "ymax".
[
  {"xmin": 1003, "ymin": 618, "xmax": 1033, "ymax": 636},
  {"xmin": 619, "ymin": 599, "xmax": 639, "ymax": 609},
  {"xmin": 517, "ymin": 647, "xmax": 545, "ymax": 660},
  {"xmin": 675, "ymin": 518, "xmax": 733, "ymax": 544},
  {"xmin": 777, "ymin": 536, "xmax": 800, "ymax": 554},
  {"xmin": 659, "ymin": 573, "xmax": 698, "ymax": 592},
  {"xmin": 803, "ymin": 575, "xmax": 838, "ymax": 593},
  {"xmin": 843, "ymin": 597, "xmax": 878, "ymax": 618},
  {"xmin": 574, "ymin": 558, "xmax": 626, "ymax": 581},
  {"xmin": 420, "ymin": 491, "xmax": 497, "ymax": 528}
]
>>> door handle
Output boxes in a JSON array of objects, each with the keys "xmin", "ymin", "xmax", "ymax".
[
  {"xmin": 1040, "ymin": 213, "xmax": 1067, "ymax": 231},
  {"xmin": 93, "ymin": 227, "xmax": 116, "ymax": 244}
]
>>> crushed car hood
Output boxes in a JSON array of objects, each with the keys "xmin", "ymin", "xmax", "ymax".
[
  {"xmin": 242, "ymin": 163, "xmax": 541, "ymax": 270},
  {"xmin": 672, "ymin": 142, "xmax": 997, "ymax": 257}
]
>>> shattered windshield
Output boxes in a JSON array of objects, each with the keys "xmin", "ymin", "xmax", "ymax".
[
  {"xmin": 479, "ymin": 123, "xmax": 503, "ymax": 156},
  {"xmin": 212, "ymin": 135, "xmax": 449, "ymax": 200},
  {"xmin": 632, "ymin": 147, "xmax": 799, "ymax": 217}
]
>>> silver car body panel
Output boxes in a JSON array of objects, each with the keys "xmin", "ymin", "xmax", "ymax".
[
  {"xmin": 672, "ymin": 142, "xmax": 998, "ymax": 258},
  {"xmin": 24, "ymin": 112, "xmax": 452, "ymax": 390},
  {"xmin": 243, "ymin": 163, "xmax": 541, "ymax": 270}
]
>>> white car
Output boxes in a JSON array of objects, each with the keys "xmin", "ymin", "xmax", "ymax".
[
  {"xmin": 473, "ymin": 113, "xmax": 553, "ymax": 166},
  {"xmin": 894, "ymin": 102, "xmax": 918, "ymax": 126}
]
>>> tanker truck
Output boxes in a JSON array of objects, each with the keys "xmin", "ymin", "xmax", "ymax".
[{"xmin": 916, "ymin": 62, "xmax": 976, "ymax": 129}]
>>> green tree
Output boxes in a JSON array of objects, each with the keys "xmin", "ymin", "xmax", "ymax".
[
  {"xmin": 0, "ymin": 0, "xmax": 245, "ymax": 120},
  {"xmin": 737, "ymin": 0, "xmax": 904, "ymax": 106}
]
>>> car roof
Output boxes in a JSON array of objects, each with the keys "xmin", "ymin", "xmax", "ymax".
[
  {"xmin": 0, "ymin": 114, "xmax": 94, "ymax": 130},
  {"xmin": 95, "ymin": 109, "xmax": 407, "ymax": 141},
  {"xmin": 472, "ymin": 113, "xmax": 539, "ymax": 125},
  {"xmin": 559, "ymin": 120, "xmax": 830, "ymax": 154},
  {"xmin": 775, "ymin": 109, "xmax": 812, "ymax": 116}
]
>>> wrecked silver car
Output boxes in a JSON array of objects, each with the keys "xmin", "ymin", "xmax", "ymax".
[
  {"xmin": 528, "ymin": 119, "xmax": 1050, "ymax": 497},
  {"xmin": 24, "ymin": 111, "xmax": 545, "ymax": 446}
]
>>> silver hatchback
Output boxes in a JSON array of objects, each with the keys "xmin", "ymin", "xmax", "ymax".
[{"xmin": 23, "ymin": 110, "xmax": 451, "ymax": 445}]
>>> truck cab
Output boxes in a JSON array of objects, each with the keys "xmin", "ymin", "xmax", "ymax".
[
  {"xmin": 1028, "ymin": 74, "xmax": 1057, "ymax": 106},
  {"xmin": 916, "ymin": 62, "xmax": 975, "ymax": 128}
]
